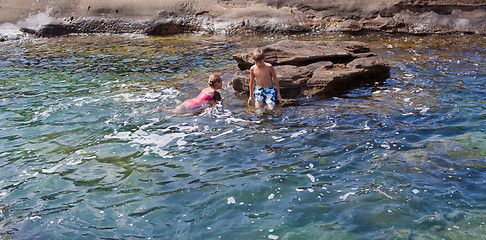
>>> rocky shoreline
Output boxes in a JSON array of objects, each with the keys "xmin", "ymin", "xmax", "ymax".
[{"xmin": 1, "ymin": 0, "xmax": 485, "ymax": 39}]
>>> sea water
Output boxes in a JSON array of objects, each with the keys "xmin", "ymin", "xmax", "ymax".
[{"xmin": 0, "ymin": 33, "xmax": 485, "ymax": 239}]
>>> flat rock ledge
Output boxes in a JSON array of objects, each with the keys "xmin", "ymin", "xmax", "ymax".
[{"xmin": 231, "ymin": 40, "xmax": 391, "ymax": 99}]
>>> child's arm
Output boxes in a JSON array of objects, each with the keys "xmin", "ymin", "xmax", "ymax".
[
  {"xmin": 150, "ymin": 108, "xmax": 163, "ymax": 113},
  {"xmin": 271, "ymin": 66, "xmax": 282, "ymax": 102},
  {"xmin": 248, "ymin": 67, "xmax": 255, "ymax": 105}
]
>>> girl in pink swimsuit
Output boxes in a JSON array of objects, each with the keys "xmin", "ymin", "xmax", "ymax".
[{"xmin": 152, "ymin": 74, "xmax": 223, "ymax": 114}]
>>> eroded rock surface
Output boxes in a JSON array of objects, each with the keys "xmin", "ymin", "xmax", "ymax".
[{"xmin": 1, "ymin": 0, "xmax": 485, "ymax": 38}]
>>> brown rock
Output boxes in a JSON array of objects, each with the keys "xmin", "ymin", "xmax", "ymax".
[
  {"xmin": 231, "ymin": 40, "xmax": 390, "ymax": 99},
  {"xmin": 233, "ymin": 40, "xmax": 370, "ymax": 70},
  {"xmin": 307, "ymin": 56, "xmax": 390, "ymax": 95},
  {"xmin": 2, "ymin": 0, "xmax": 485, "ymax": 37}
]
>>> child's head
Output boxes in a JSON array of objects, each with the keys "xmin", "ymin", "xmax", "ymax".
[
  {"xmin": 208, "ymin": 74, "xmax": 223, "ymax": 89},
  {"xmin": 252, "ymin": 48, "xmax": 265, "ymax": 62}
]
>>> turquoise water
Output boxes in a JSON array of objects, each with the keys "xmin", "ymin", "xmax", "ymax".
[{"xmin": 0, "ymin": 33, "xmax": 485, "ymax": 239}]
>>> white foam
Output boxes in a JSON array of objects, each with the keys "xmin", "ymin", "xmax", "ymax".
[
  {"xmin": 115, "ymin": 93, "xmax": 159, "ymax": 103},
  {"xmin": 176, "ymin": 139, "xmax": 187, "ymax": 149},
  {"xmin": 290, "ymin": 129, "xmax": 307, "ymax": 138},
  {"xmin": 271, "ymin": 136, "xmax": 285, "ymax": 142},
  {"xmin": 376, "ymin": 188, "xmax": 394, "ymax": 199},
  {"xmin": 306, "ymin": 174, "xmax": 316, "ymax": 183},
  {"xmin": 18, "ymin": 11, "xmax": 59, "ymax": 31},
  {"xmin": 363, "ymin": 121, "xmax": 371, "ymax": 130},
  {"xmin": 0, "ymin": 10, "xmax": 59, "ymax": 38},
  {"xmin": 42, "ymin": 164, "xmax": 62, "ymax": 173},
  {"xmin": 0, "ymin": 22, "xmax": 23, "ymax": 37},
  {"xmin": 380, "ymin": 142, "xmax": 391, "ymax": 150},
  {"xmin": 211, "ymin": 129, "xmax": 233, "ymax": 139},
  {"xmin": 225, "ymin": 117, "xmax": 246, "ymax": 124},
  {"xmin": 227, "ymin": 196, "xmax": 236, "ymax": 204},
  {"xmin": 325, "ymin": 123, "xmax": 338, "ymax": 129},
  {"xmin": 66, "ymin": 157, "xmax": 83, "ymax": 166},
  {"xmin": 107, "ymin": 123, "xmax": 200, "ymax": 157},
  {"xmin": 109, "ymin": 130, "xmax": 183, "ymax": 157},
  {"xmin": 404, "ymin": 73, "xmax": 414, "ymax": 79},
  {"xmin": 29, "ymin": 216, "xmax": 42, "ymax": 220},
  {"xmin": 113, "ymin": 88, "xmax": 180, "ymax": 104},
  {"xmin": 339, "ymin": 192, "xmax": 356, "ymax": 201},
  {"xmin": 418, "ymin": 107, "xmax": 429, "ymax": 115},
  {"xmin": 268, "ymin": 234, "xmax": 279, "ymax": 239},
  {"xmin": 136, "ymin": 120, "xmax": 159, "ymax": 131}
]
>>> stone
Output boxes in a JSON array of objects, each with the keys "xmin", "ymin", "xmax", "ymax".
[
  {"xmin": 231, "ymin": 40, "xmax": 390, "ymax": 99},
  {"xmin": 2, "ymin": 0, "xmax": 485, "ymax": 38},
  {"xmin": 233, "ymin": 40, "xmax": 371, "ymax": 70}
]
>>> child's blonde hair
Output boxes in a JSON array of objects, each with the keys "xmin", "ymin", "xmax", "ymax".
[
  {"xmin": 208, "ymin": 74, "xmax": 222, "ymax": 88},
  {"xmin": 252, "ymin": 48, "xmax": 265, "ymax": 61}
]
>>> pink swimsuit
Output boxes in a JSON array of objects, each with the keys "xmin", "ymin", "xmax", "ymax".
[{"xmin": 182, "ymin": 90, "xmax": 213, "ymax": 109}]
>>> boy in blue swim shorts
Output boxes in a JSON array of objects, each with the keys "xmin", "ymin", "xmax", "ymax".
[
  {"xmin": 253, "ymin": 84, "xmax": 277, "ymax": 106},
  {"xmin": 247, "ymin": 48, "xmax": 282, "ymax": 110}
]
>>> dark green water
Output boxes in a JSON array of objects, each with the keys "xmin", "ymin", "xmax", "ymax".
[{"xmin": 0, "ymin": 33, "xmax": 485, "ymax": 239}]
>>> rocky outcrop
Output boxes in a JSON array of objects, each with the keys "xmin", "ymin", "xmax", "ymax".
[
  {"xmin": 18, "ymin": 19, "xmax": 197, "ymax": 37},
  {"xmin": 231, "ymin": 40, "xmax": 390, "ymax": 99},
  {"xmin": 1, "ymin": 0, "xmax": 485, "ymax": 38}
]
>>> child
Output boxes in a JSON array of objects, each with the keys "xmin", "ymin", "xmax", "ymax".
[
  {"xmin": 152, "ymin": 74, "xmax": 223, "ymax": 114},
  {"xmin": 247, "ymin": 48, "xmax": 282, "ymax": 110}
]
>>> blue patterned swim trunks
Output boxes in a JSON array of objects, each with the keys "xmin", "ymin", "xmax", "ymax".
[{"xmin": 253, "ymin": 84, "xmax": 276, "ymax": 106}]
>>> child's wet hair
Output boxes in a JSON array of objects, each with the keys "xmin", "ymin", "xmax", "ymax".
[
  {"xmin": 252, "ymin": 48, "xmax": 265, "ymax": 61},
  {"xmin": 208, "ymin": 74, "xmax": 222, "ymax": 88}
]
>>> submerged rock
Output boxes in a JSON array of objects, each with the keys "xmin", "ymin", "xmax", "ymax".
[{"xmin": 231, "ymin": 40, "xmax": 390, "ymax": 98}]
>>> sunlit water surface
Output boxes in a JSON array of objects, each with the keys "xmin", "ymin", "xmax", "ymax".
[{"xmin": 0, "ymin": 33, "xmax": 485, "ymax": 239}]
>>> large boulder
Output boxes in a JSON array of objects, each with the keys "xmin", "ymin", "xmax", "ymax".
[{"xmin": 231, "ymin": 40, "xmax": 390, "ymax": 99}]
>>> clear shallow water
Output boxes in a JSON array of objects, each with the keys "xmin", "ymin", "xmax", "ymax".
[{"xmin": 0, "ymin": 33, "xmax": 485, "ymax": 239}]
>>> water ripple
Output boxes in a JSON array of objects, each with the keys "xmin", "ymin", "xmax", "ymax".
[{"xmin": 0, "ymin": 33, "xmax": 485, "ymax": 239}]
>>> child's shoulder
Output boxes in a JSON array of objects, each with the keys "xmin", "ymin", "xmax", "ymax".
[{"xmin": 251, "ymin": 62, "xmax": 273, "ymax": 69}]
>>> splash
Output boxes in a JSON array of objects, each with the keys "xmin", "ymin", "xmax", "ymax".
[
  {"xmin": 0, "ymin": 10, "xmax": 58, "ymax": 39},
  {"xmin": 107, "ymin": 123, "xmax": 201, "ymax": 158}
]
